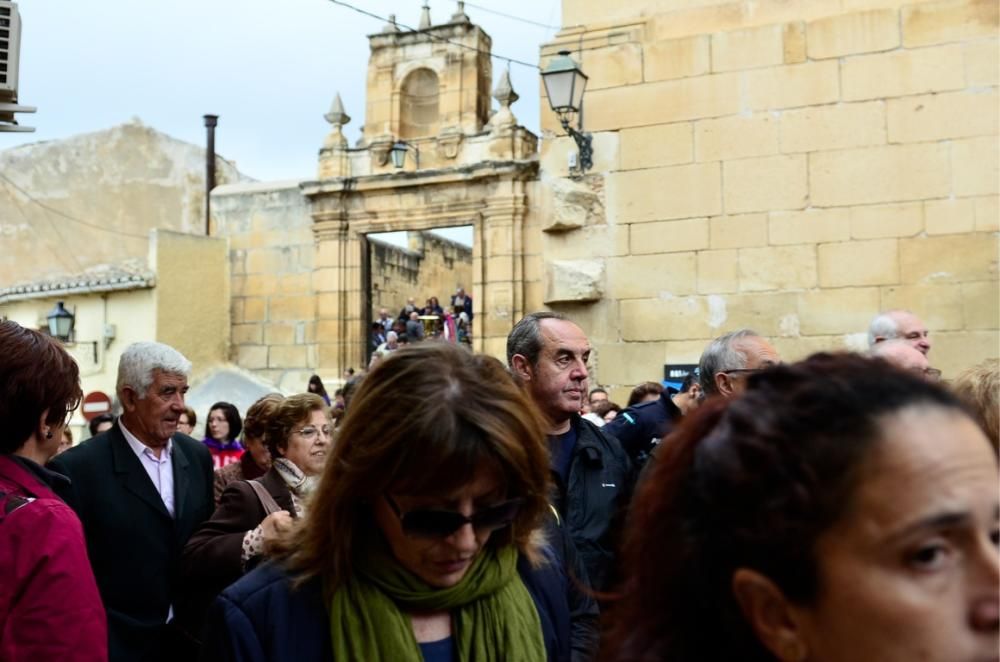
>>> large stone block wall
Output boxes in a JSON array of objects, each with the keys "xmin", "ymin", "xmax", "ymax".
[
  {"xmin": 212, "ymin": 182, "xmax": 319, "ymax": 392},
  {"xmin": 543, "ymin": 0, "xmax": 998, "ymax": 401}
]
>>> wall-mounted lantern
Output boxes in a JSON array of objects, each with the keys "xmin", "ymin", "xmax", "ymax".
[
  {"xmin": 46, "ymin": 300, "xmax": 99, "ymax": 362},
  {"xmin": 390, "ymin": 140, "xmax": 420, "ymax": 169},
  {"xmin": 542, "ymin": 50, "xmax": 592, "ymax": 172}
]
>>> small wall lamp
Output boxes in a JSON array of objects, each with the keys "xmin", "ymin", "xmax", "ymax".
[
  {"xmin": 390, "ymin": 140, "xmax": 420, "ymax": 169},
  {"xmin": 542, "ymin": 50, "xmax": 593, "ymax": 172},
  {"xmin": 46, "ymin": 300, "xmax": 99, "ymax": 362}
]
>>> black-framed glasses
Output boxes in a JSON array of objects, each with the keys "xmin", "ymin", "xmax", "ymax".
[
  {"xmin": 721, "ymin": 368, "xmax": 768, "ymax": 376},
  {"xmin": 383, "ymin": 494, "xmax": 523, "ymax": 539}
]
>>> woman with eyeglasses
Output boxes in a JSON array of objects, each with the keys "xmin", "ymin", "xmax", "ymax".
[
  {"xmin": 180, "ymin": 393, "xmax": 331, "ymax": 632},
  {"xmin": 201, "ymin": 342, "xmax": 597, "ymax": 661}
]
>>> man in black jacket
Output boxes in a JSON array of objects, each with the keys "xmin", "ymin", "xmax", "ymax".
[
  {"xmin": 507, "ymin": 312, "xmax": 634, "ymax": 592},
  {"xmin": 50, "ymin": 341, "xmax": 214, "ymax": 662}
]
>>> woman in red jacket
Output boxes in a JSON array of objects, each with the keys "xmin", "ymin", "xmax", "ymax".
[{"xmin": 0, "ymin": 320, "xmax": 107, "ymax": 661}]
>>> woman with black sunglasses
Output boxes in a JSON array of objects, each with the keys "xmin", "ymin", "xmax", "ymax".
[{"xmin": 201, "ymin": 342, "xmax": 598, "ymax": 661}]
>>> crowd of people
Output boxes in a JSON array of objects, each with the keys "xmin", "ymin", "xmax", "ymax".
[
  {"xmin": 0, "ymin": 305, "xmax": 996, "ymax": 662},
  {"xmin": 370, "ymin": 287, "xmax": 475, "ymax": 363}
]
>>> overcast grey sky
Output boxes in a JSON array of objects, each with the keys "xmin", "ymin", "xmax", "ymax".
[{"xmin": 7, "ymin": 0, "xmax": 561, "ymax": 181}]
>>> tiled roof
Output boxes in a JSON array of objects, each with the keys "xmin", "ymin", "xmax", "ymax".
[{"xmin": 0, "ymin": 262, "xmax": 156, "ymax": 303}]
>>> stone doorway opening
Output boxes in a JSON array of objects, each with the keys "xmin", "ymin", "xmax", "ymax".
[{"xmin": 365, "ymin": 225, "xmax": 474, "ymax": 360}]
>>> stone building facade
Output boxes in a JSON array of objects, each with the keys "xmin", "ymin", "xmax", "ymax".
[
  {"xmin": 537, "ymin": 0, "xmax": 998, "ymax": 401},
  {"xmin": 214, "ymin": 6, "xmax": 540, "ymax": 390}
]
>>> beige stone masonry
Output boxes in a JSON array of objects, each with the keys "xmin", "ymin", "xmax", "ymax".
[
  {"xmin": 621, "ymin": 296, "xmax": 714, "ymax": 341},
  {"xmin": 810, "ymin": 143, "xmax": 951, "ymax": 207},
  {"xmin": 709, "ymin": 213, "xmax": 769, "ymax": 249},
  {"xmin": 630, "ymin": 218, "xmax": 710, "ymax": 254},
  {"xmin": 644, "ymin": 36, "xmax": 711, "ymax": 81},
  {"xmin": 900, "ymin": 233, "xmax": 998, "ymax": 284},
  {"xmin": 607, "ymin": 162, "xmax": 721, "ymax": 223},
  {"xmin": 606, "ymin": 253, "xmax": 698, "ymax": 299},
  {"xmin": 952, "ymin": 137, "xmax": 999, "ymax": 196},
  {"xmin": 744, "ymin": 61, "xmax": 840, "ymax": 111},
  {"xmin": 593, "ymin": 342, "xmax": 668, "ymax": 387},
  {"xmin": 849, "ymin": 202, "xmax": 925, "ymax": 239},
  {"xmin": 962, "ymin": 280, "xmax": 1000, "ymax": 329},
  {"xmin": 887, "ymin": 90, "xmax": 999, "ymax": 143},
  {"xmin": 724, "ymin": 155, "xmax": 808, "ymax": 214},
  {"xmin": 619, "ymin": 123, "xmax": 693, "ymax": 170},
  {"xmin": 780, "ymin": 102, "xmax": 886, "ymax": 154},
  {"xmin": 783, "ymin": 22, "xmax": 807, "ymax": 63},
  {"xmin": 580, "ymin": 43, "xmax": 645, "ymax": 90},
  {"xmin": 841, "ymin": 44, "xmax": 966, "ymax": 101},
  {"xmin": 695, "ymin": 114, "xmax": 780, "ymax": 161},
  {"xmin": 965, "ymin": 38, "xmax": 1000, "ymax": 86},
  {"xmin": 975, "ymin": 196, "xmax": 999, "ymax": 232},
  {"xmin": 544, "ymin": 260, "xmax": 605, "ymax": 303},
  {"xmin": 711, "ymin": 23, "xmax": 785, "ymax": 72},
  {"xmin": 798, "ymin": 287, "xmax": 882, "ymax": 334},
  {"xmin": 806, "ymin": 9, "xmax": 899, "ymax": 59},
  {"xmin": 723, "ymin": 291, "xmax": 800, "ymax": 337},
  {"xmin": 237, "ymin": 345, "xmax": 268, "ymax": 370},
  {"xmin": 738, "ymin": 245, "xmax": 818, "ymax": 291},
  {"xmin": 902, "ymin": 0, "xmax": 999, "ymax": 47},
  {"xmin": 934, "ymin": 330, "xmax": 1000, "ymax": 377},
  {"xmin": 769, "ymin": 209, "xmax": 852, "ymax": 245},
  {"xmin": 583, "ymin": 72, "xmax": 742, "ymax": 130},
  {"xmin": 881, "ymin": 283, "xmax": 967, "ymax": 330},
  {"xmin": 697, "ymin": 249, "xmax": 740, "ymax": 293},
  {"xmin": 818, "ymin": 238, "xmax": 899, "ymax": 287},
  {"xmin": 925, "ymin": 198, "xmax": 977, "ymax": 235}
]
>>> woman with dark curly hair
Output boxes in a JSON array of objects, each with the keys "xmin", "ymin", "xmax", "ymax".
[
  {"xmin": 0, "ymin": 320, "xmax": 106, "ymax": 660},
  {"xmin": 604, "ymin": 352, "xmax": 998, "ymax": 662}
]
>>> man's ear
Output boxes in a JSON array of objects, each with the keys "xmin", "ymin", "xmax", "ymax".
[
  {"xmin": 120, "ymin": 386, "xmax": 140, "ymax": 413},
  {"xmin": 715, "ymin": 371, "xmax": 734, "ymax": 397},
  {"xmin": 510, "ymin": 354, "xmax": 533, "ymax": 383},
  {"xmin": 732, "ymin": 568, "xmax": 809, "ymax": 662}
]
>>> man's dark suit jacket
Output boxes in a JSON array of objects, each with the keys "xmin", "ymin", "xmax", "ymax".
[{"xmin": 49, "ymin": 423, "xmax": 214, "ymax": 662}]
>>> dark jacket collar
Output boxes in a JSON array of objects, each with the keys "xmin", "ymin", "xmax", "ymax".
[{"xmin": 13, "ymin": 454, "xmax": 72, "ymax": 490}]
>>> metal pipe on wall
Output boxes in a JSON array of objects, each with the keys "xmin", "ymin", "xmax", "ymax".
[{"xmin": 203, "ymin": 114, "xmax": 218, "ymax": 236}]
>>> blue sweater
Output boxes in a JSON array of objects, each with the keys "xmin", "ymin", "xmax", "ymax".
[{"xmin": 201, "ymin": 549, "xmax": 590, "ymax": 662}]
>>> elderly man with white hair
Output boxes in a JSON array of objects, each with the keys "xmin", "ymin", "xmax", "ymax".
[
  {"xmin": 50, "ymin": 342, "xmax": 214, "ymax": 662},
  {"xmin": 868, "ymin": 309, "xmax": 932, "ymax": 356}
]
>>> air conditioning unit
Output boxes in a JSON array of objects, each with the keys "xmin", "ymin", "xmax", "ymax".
[{"xmin": 0, "ymin": 1, "xmax": 21, "ymax": 102}]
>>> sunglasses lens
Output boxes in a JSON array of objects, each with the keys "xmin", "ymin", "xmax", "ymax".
[
  {"xmin": 402, "ymin": 511, "xmax": 466, "ymax": 538},
  {"xmin": 476, "ymin": 500, "xmax": 521, "ymax": 530},
  {"xmin": 400, "ymin": 500, "xmax": 523, "ymax": 539}
]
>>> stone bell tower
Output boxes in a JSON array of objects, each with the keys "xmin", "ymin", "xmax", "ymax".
[
  {"xmin": 308, "ymin": 1, "xmax": 539, "ymax": 372},
  {"xmin": 362, "ymin": 2, "xmax": 492, "ymax": 166}
]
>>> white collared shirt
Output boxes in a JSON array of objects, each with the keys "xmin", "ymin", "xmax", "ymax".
[{"xmin": 119, "ymin": 419, "xmax": 175, "ymax": 518}]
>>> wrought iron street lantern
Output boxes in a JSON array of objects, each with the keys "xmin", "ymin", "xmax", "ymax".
[{"xmin": 542, "ymin": 50, "xmax": 592, "ymax": 172}]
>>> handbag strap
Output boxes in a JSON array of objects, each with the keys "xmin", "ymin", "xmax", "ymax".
[{"xmin": 246, "ymin": 479, "xmax": 283, "ymax": 515}]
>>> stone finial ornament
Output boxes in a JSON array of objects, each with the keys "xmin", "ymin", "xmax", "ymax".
[
  {"xmin": 418, "ymin": 3, "xmax": 432, "ymax": 30},
  {"xmin": 489, "ymin": 67, "xmax": 519, "ymax": 128},
  {"xmin": 451, "ymin": 1, "xmax": 469, "ymax": 23},
  {"xmin": 382, "ymin": 13, "xmax": 400, "ymax": 32},
  {"xmin": 323, "ymin": 92, "xmax": 351, "ymax": 148}
]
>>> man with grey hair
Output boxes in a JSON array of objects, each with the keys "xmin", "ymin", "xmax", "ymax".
[
  {"xmin": 50, "ymin": 342, "xmax": 214, "ymax": 662},
  {"xmin": 868, "ymin": 309, "xmax": 932, "ymax": 356},
  {"xmin": 507, "ymin": 311, "xmax": 633, "ymax": 592},
  {"xmin": 698, "ymin": 328, "xmax": 782, "ymax": 399}
]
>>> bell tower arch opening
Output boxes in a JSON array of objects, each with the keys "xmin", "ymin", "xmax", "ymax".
[{"xmin": 399, "ymin": 68, "xmax": 440, "ymax": 140}]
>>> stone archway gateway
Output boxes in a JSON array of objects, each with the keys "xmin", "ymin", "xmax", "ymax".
[{"xmin": 302, "ymin": 159, "xmax": 537, "ymax": 375}]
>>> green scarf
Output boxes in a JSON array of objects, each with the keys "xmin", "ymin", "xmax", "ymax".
[{"xmin": 328, "ymin": 534, "xmax": 546, "ymax": 661}]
